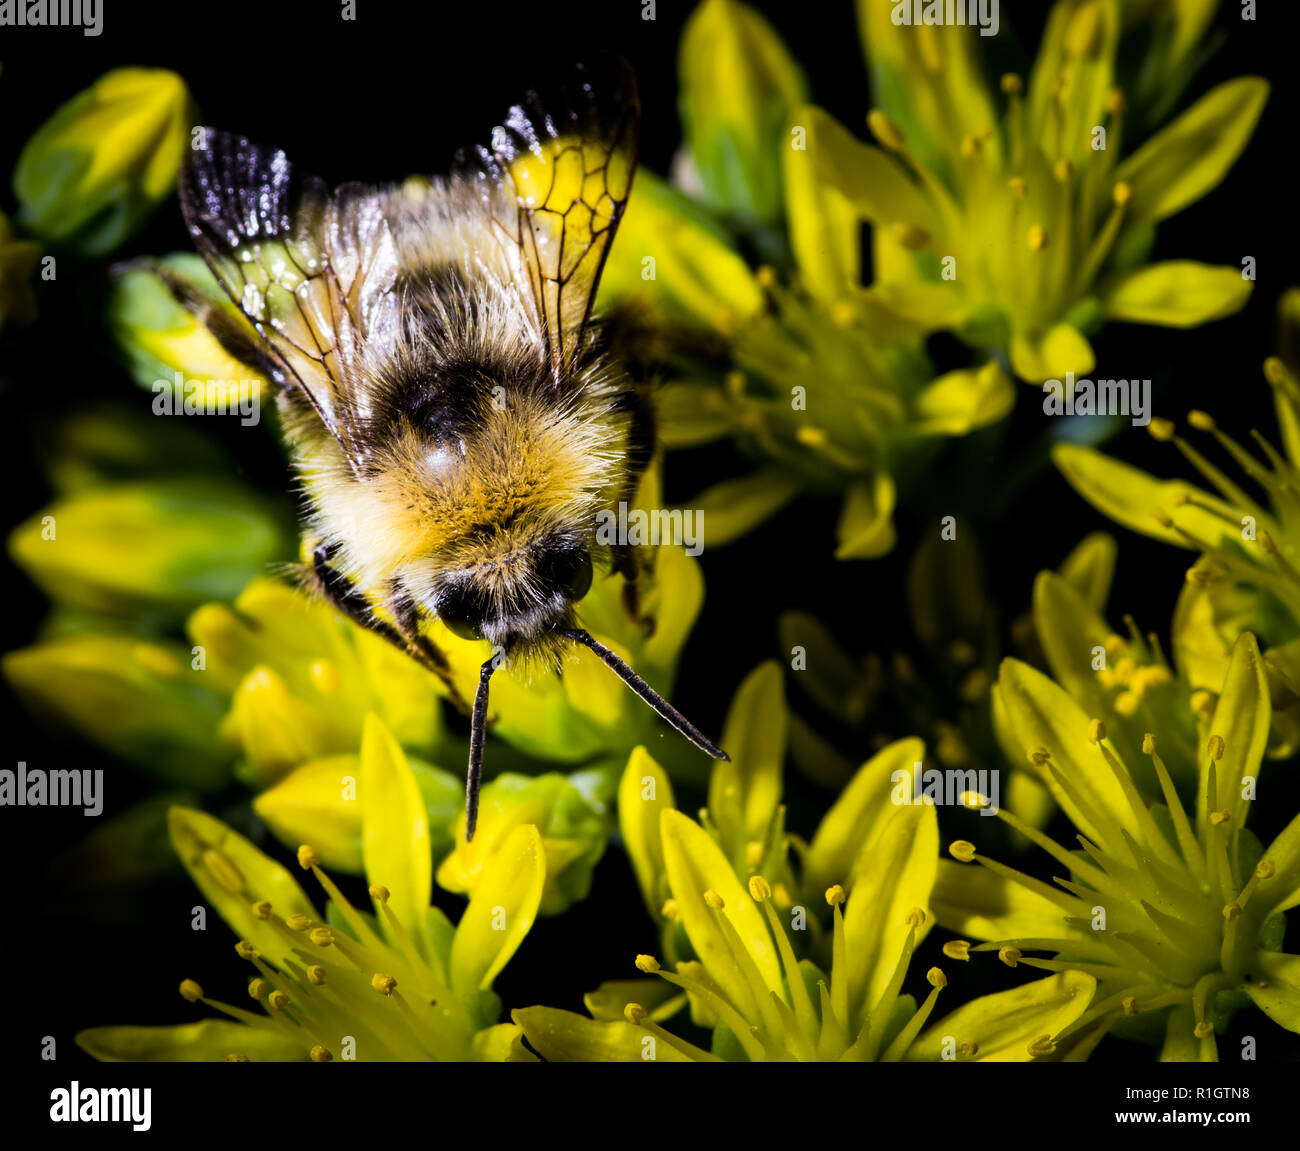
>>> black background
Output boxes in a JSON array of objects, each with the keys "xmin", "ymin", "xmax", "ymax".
[{"xmin": 2, "ymin": 0, "xmax": 1299, "ymax": 1095}]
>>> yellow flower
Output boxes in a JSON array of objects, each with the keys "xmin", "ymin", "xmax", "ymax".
[
  {"xmin": 855, "ymin": 0, "xmax": 1264, "ymax": 381},
  {"xmin": 14, "ymin": 68, "xmax": 195, "ymax": 256},
  {"xmin": 1054, "ymin": 290, "xmax": 1300, "ymax": 755},
  {"xmin": 937, "ymin": 640, "xmax": 1300, "ymax": 1059},
  {"xmin": 76, "ymin": 716, "xmax": 544, "ymax": 1061}
]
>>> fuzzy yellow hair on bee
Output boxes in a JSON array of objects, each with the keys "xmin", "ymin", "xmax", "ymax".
[{"xmin": 178, "ymin": 59, "xmax": 727, "ymax": 838}]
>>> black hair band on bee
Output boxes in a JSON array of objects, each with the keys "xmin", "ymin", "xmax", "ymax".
[
  {"xmin": 555, "ymin": 627, "xmax": 730, "ymax": 762},
  {"xmin": 463, "ymin": 629, "xmax": 729, "ymax": 843}
]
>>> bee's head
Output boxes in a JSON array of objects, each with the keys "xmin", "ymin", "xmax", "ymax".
[{"xmin": 434, "ymin": 533, "xmax": 594, "ymax": 654}]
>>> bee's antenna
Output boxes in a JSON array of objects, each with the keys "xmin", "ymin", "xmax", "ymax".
[
  {"xmin": 465, "ymin": 656, "xmax": 498, "ymax": 841},
  {"xmin": 555, "ymin": 627, "xmax": 729, "ymax": 762}
]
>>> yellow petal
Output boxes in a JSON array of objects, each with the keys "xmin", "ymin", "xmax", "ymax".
[
  {"xmin": 932, "ymin": 859, "xmax": 1079, "ymax": 941},
  {"xmin": 913, "ymin": 361, "xmax": 1015, "ymax": 436},
  {"xmin": 659, "ymin": 809, "xmax": 781, "ymax": 1007},
  {"xmin": 1009, "ymin": 324, "xmax": 1095, "ymax": 383},
  {"xmin": 361, "ymin": 714, "xmax": 432, "ymax": 952},
  {"xmin": 1057, "ymin": 531, "xmax": 1117, "ymax": 611},
  {"xmin": 842, "ymin": 800, "xmax": 938, "ymax": 1025},
  {"xmin": 511, "ymin": 1007, "xmax": 697, "ymax": 1061},
  {"xmin": 708, "ymin": 661, "xmax": 785, "ymax": 864},
  {"xmin": 804, "ymin": 737, "xmax": 925, "ymax": 896},
  {"xmin": 691, "ymin": 469, "xmax": 803, "ymax": 548},
  {"xmin": 618, "ymin": 747, "xmax": 676, "ymax": 919},
  {"xmin": 1102, "ymin": 262, "xmax": 1252, "ymax": 327},
  {"xmin": 167, "ymin": 806, "xmax": 317, "ymax": 965},
  {"xmin": 584, "ymin": 979, "xmax": 686, "ymax": 1023},
  {"xmin": 254, "ymin": 755, "xmax": 365, "ymax": 872},
  {"xmin": 835, "ymin": 473, "xmax": 896, "ymax": 560},
  {"xmin": 450, "ymin": 824, "xmax": 545, "ymax": 993},
  {"xmin": 1202, "ymin": 632, "xmax": 1268, "ymax": 830},
  {"xmin": 1243, "ymin": 951, "xmax": 1300, "ymax": 1035},
  {"xmin": 907, "ymin": 972, "xmax": 1097, "ymax": 1061},
  {"xmin": 1117, "ymin": 77, "xmax": 1269, "ymax": 224},
  {"xmin": 77, "ymin": 1020, "xmax": 305, "ymax": 1062}
]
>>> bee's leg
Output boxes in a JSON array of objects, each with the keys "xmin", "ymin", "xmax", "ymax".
[
  {"xmin": 310, "ymin": 545, "xmax": 472, "ymax": 715},
  {"xmin": 388, "ymin": 587, "xmax": 474, "ymax": 717},
  {"xmin": 610, "ymin": 382, "xmax": 657, "ymax": 630}
]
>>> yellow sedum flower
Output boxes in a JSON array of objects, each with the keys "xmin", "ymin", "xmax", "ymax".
[
  {"xmin": 937, "ymin": 640, "xmax": 1300, "ymax": 1059},
  {"xmin": 14, "ymin": 68, "xmax": 195, "ymax": 256},
  {"xmin": 77, "ymin": 716, "xmax": 544, "ymax": 1061},
  {"xmin": 1055, "ymin": 290, "xmax": 1300, "ymax": 754},
  {"xmin": 855, "ymin": 0, "xmax": 1264, "ymax": 381}
]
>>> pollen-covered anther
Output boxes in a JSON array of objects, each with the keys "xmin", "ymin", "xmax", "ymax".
[
  {"xmin": 371, "ymin": 973, "xmax": 398, "ymax": 996},
  {"xmin": 867, "ymin": 109, "xmax": 906, "ymax": 152},
  {"xmin": 825, "ymin": 884, "xmax": 846, "ymax": 907},
  {"xmin": 1146, "ymin": 417, "xmax": 1174, "ymax": 441},
  {"xmin": 202, "ymin": 849, "xmax": 245, "ymax": 896},
  {"xmin": 1264, "ymin": 356, "xmax": 1287, "ymax": 386},
  {"xmin": 369, "ymin": 884, "xmax": 391, "ymax": 904},
  {"xmin": 1122, "ymin": 996, "xmax": 1139, "ymax": 1017},
  {"xmin": 309, "ymin": 927, "xmax": 334, "ymax": 947},
  {"xmin": 1112, "ymin": 181, "xmax": 1133, "ymax": 207},
  {"xmin": 1007, "ymin": 176, "xmax": 1028, "ymax": 200},
  {"xmin": 748, "ymin": 875, "xmax": 772, "ymax": 902},
  {"xmin": 1190, "ymin": 690, "xmax": 1217, "ymax": 720},
  {"xmin": 1207, "ymin": 734, "xmax": 1225, "ymax": 761},
  {"xmin": 1222, "ymin": 902, "xmax": 1243, "ymax": 920},
  {"xmin": 961, "ymin": 791, "xmax": 989, "ymax": 811},
  {"xmin": 251, "ymin": 900, "xmax": 272, "ymax": 921},
  {"xmin": 1028, "ymin": 1035, "xmax": 1056, "ymax": 1058},
  {"xmin": 943, "ymin": 940, "xmax": 971, "ymax": 961},
  {"xmin": 634, "ymin": 954, "xmax": 661, "ymax": 974},
  {"xmin": 308, "ymin": 965, "xmax": 327, "ymax": 986},
  {"xmin": 296, "ymin": 845, "xmax": 320, "ymax": 870},
  {"xmin": 1027, "ymin": 746, "xmax": 1051, "ymax": 767},
  {"xmin": 247, "ymin": 978, "xmax": 268, "ymax": 1001},
  {"xmin": 1187, "ymin": 410, "xmax": 1216, "ymax": 431},
  {"xmin": 906, "ymin": 907, "xmax": 927, "ymax": 928},
  {"xmin": 957, "ymin": 1037, "xmax": 979, "ymax": 1058},
  {"xmin": 703, "ymin": 888, "xmax": 725, "ymax": 911},
  {"xmin": 624, "ymin": 1003, "xmax": 647, "ymax": 1025},
  {"xmin": 1000, "ymin": 72, "xmax": 1023, "ymax": 95},
  {"xmin": 234, "ymin": 940, "xmax": 257, "ymax": 961},
  {"xmin": 285, "ymin": 914, "xmax": 312, "ymax": 932},
  {"xmin": 796, "ymin": 426, "xmax": 828, "ymax": 447},
  {"xmin": 1142, "ymin": 732, "xmax": 1157, "ymax": 755},
  {"xmin": 310, "ymin": 1045, "xmax": 333, "ymax": 1063},
  {"xmin": 998, "ymin": 946, "xmax": 1022, "ymax": 968},
  {"xmin": 179, "ymin": 979, "xmax": 204, "ymax": 1002},
  {"xmin": 950, "ymin": 840, "xmax": 977, "ymax": 863},
  {"xmin": 1027, "ymin": 225, "xmax": 1048, "ymax": 251},
  {"xmin": 1256, "ymin": 860, "xmax": 1276, "ymax": 879},
  {"xmin": 268, "ymin": 990, "xmax": 291, "ymax": 1011},
  {"xmin": 1209, "ymin": 809, "xmax": 1232, "ymax": 826},
  {"xmin": 755, "ymin": 265, "xmax": 777, "ymax": 290},
  {"xmin": 1185, "ymin": 566, "xmax": 1212, "ymax": 588},
  {"xmin": 660, "ymin": 898, "xmax": 680, "ymax": 922},
  {"xmin": 1194, "ymin": 1021, "xmax": 1215, "ymax": 1039}
]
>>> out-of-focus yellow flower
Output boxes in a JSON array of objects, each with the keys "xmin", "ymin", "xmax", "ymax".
[
  {"xmin": 108, "ymin": 253, "xmax": 267, "ymax": 409},
  {"xmin": 0, "ymin": 210, "xmax": 40, "ymax": 330},
  {"xmin": 14, "ymin": 68, "xmax": 195, "ymax": 256},
  {"xmin": 601, "ymin": 5, "xmax": 1015, "ymax": 555},
  {"xmin": 7, "ymin": 478, "xmax": 289, "ymax": 619},
  {"xmin": 855, "ymin": 0, "xmax": 1264, "ymax": 381},
  {"xmin": 937, "ymin": 639, "xmax": 1300, "ymax": 1059},
  {"xmin": 1054, "ymin": 290, "xmax": 1300, "ymax": 754},
  {"xmin": 678, "ymin": 0, "xmax": 808, "ymax": 238},
  {"xmin": 77, "ymin": 717, "xmax": 544, "ymax": 1061},
  {"xmin": 2, "ymin": 634, "xmax": 231, "ymax": 789}
]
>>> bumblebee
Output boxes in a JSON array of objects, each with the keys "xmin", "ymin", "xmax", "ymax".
[{"xmin": 178, "ymin": 61, "xmax": 726, "ymax": 838}]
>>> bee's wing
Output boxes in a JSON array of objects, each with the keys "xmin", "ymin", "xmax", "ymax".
[
  {"xmin": 458, "ymin": 59, "xmax": 639, "ymax": 382},
  {"xmin": 179, "ymin": 131, "xmax": 399, "ymax": 469}
]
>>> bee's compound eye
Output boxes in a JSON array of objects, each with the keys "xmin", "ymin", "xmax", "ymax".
[
  {"xmin": 543, "ymin": 545, "xmax": 593, "ymax": 603},
  {"xmin": 438, "ymin": 585, "xmax": 485, "ymax": 641}
]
